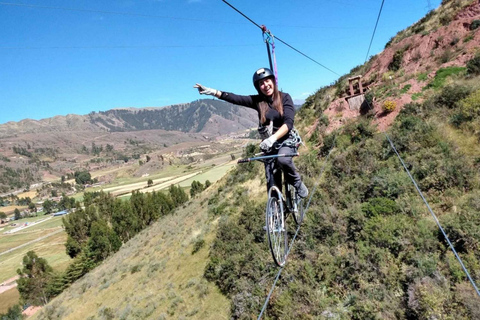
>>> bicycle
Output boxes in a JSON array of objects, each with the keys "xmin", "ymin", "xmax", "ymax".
[{"xmin": 237, "ymin": 152, "xmax": 305, "ymax": 267}]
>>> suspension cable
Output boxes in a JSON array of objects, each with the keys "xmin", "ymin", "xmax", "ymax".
[
  {"xmin": 257, "ymin": 135, "xmax": 337, "ymax": 319},
  {"xmin": 221, "ymin": 0, "xmax": 340, "ymax": 76},
  {"xmin": 365, "ymin": 0, "xmax": 385, "ymax": 62},
  {"xmin": 385, "ymin": 133, "xmax": 480, "ymax": 297}
]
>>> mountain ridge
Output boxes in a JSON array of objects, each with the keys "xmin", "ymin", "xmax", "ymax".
[{"xmin": 0, "ymin": 99, "xmax": 258, "ymax": 138}]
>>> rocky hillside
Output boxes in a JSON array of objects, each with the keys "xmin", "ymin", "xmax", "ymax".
[{"xmin": 308, "ymin": 0, "xmax": 480, "ymax": 133}]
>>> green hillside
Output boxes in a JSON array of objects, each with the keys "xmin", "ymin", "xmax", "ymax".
[{"xmin": 14, "ymin": 0, "xmax": 480, "ymax": 319}]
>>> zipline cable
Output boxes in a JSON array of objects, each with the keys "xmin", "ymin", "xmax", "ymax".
[
  {"xmin": 257, "ymin": 135, "xmax": 337, "ymax": 320},
  {"xmin": 365, "ymin": 0, "xmax": 385, "ymax": 62},
  {"xmin": 221, "ymin": 0, "xmax": 340, "ymax": 76},
  {"xmin": 385, "ymin": 133, "xmax": 480, "ymax": 297},
  {"xmin": 361, "ymin": 0, "xmax": 479, "ymax": 298}
]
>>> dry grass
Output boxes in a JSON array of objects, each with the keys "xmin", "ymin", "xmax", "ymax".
[
  {"xmin": 0, "ymin": 287, "xmax": 20, "ymax": 314},
  {"xmin": 0, "ymin": 229, "xmax": 70, "ymax": 284},
  {"xmin": 32, "ymin": 183, "xmax": 233, "ymax": 320}
]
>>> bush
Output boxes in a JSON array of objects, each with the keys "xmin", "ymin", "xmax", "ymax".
[
  {"xmin": 470, "ymin": 20, "xmax": 480, "ymax": 30},
  {"xmin": 435, "ymin": 84, "xmax": 472, "ymax": 109},
  {"xmin": 459, "ymin": 89, "xmax": 480, "ymax": 116},
  {"xmin": 466, "ymin": 54, "xmax": 480, "ymax": 76},
  {"xmin": 401, "ymin": 84, "xmax": 412, "ymax": 94},
  {"xmin": 191, "ymin": 238, "xmax": 205, "ymax": 254},
  {"xmin": 383, "ymin": 100, "xmax": 397, "ymax": 113},
  {"xmin": 388, "ymin": 48, "xmax": 407, "ymax": 72}
]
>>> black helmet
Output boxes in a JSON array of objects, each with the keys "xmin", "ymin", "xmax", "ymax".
[{"xmin": 253, "ymin": 68, "xmax": 274, "ymax": 92}]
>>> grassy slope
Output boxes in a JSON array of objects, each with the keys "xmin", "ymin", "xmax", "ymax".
[
  {"xmin": 31, "ymin": 178, "xmax": 241, "ymax": 319},
  {"xmin": 0, "ymin": 288, "xmax": 19, "ymax": 314}
]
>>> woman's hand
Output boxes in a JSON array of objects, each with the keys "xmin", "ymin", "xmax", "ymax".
[
  {"xmin": 194, "ymin": 83, "xmax": 218, "ymax": 97},
  {"xmin": 260, "ymin": 135, "xmax": 277, "ymax": 151}
]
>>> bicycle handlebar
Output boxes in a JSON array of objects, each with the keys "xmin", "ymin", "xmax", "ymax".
[{"xmin": 237, "ymin": 152, "xmax": 299, "ymax": 164}]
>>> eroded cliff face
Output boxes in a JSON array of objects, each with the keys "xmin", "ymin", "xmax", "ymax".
[{"xmin": 323, "ymin": 0, "xmax": 480, "ymax": 133}]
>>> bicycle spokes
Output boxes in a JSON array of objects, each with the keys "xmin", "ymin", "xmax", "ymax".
[{"xmin": 266, "ymin": 195, "xmax": 287, "ymax": 267}]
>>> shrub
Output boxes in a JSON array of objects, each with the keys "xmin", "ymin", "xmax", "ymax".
[
  {"xmin": 459, "ymin": 89, "xmax": 480, "ymax": 119},
  {"xmin": 361, "ymin": 197, "xmax": 399, "ymax": 217},
  {"xmin": 466, "ymin": 54, "xmax": 480, "ymax": 76},
  {"xmin": 383, "ymin": 100, "xmax": 397, "ymax": 113},
  {"xmin": 191, "ymin": 238, "xmax": 205, "ymax": 254},
  {"xmin": 470, "ymin": 20, "xmax": 480, "ymax": 30},
  {"xmin": 435, "ymin": 84, "xmax": 472, "ymax": 109},
  {"xmin": 439, "ymin": 49, "xmax": 454, "ymax": 63},
  {"xmin": 463, "ymin": 34, "xmax": 474, "ymax": 43},
  {"xmin": 412, "ymin": 93, "xmax": 423, "ymax": 101},
  {"xmin": 401, "ymin": 84, "xmax": 412, "ymax": 94},
  {"xmin": 388, "ymin": 47, "xmax": 408, "ymax": 71},
  {"xmin": 388, "ymin": 52, "xmax": 402, "ymax": 71}
]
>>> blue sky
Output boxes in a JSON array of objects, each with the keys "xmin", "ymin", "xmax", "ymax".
[{"xmin": 0, "ymin": 0, "xmax": 441, "ymax": 124}]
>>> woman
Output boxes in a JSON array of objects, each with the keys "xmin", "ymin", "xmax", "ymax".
[{"xmin": 194, "ymin": 67, "xmax": 308, "ymax": 198}]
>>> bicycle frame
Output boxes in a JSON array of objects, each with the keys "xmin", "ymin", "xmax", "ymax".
[{"xmin": 237, "ymin": 151, "xmax": 304, "ymax": 266}]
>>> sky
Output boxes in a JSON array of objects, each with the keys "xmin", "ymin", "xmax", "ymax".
[{"xmin": 0, "ymin": 0, "xmax": 442, "ymax": 124}]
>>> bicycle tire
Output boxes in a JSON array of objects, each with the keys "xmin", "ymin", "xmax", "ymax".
[
  {"xmin": 287, "ymin": 184, "xmax": 305, "ymax": 225},
  {"xmin": 266, "ymin": 194, "xmax": 288, "ymax": 267}
]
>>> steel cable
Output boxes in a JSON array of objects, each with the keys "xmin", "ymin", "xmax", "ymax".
[
  {"xmin": 221, "ymin": 0, "xmax": 340, "ymax": 76},
  {"xmin": 385, "ymin": 133, "xmax": 480, "ymax": 297}
]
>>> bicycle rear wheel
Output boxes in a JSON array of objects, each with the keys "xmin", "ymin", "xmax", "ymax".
[
  {"xmin": 286, "ymin": 184, "xmax": 305, "ymax": 225},
  {"xmin": 266, "ymin": 192, "xmax": 288, "ymax": 267}
]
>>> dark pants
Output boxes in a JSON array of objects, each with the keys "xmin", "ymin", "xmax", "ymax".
[{"xmin": 264, "ymin": 145, "xmax": 302, "ymax": 193}]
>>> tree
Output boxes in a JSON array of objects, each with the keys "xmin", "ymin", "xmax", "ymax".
[
  {"xmin": 205, "ymin": 180, "xmax": 212, "ymax": 188},
  {"xmin": 146, "ymin": 155, "xmax": 151, "ymax": 162},
  {"xmin": 17, "ymin": 251, "xmax": 53, "ymax": 306},
  {"xmin": 147, "ymin": 179, "xmax": 153, "ymax": 187},
  {"xmin": 14, "ymin": 208, "xmax": 21, "ymax": 220},
  {"xmin": 74, "ymin": 170, "xmax": 92, "ymax": 185},
  {"xmin": 62, "ymin": 205, "xmax": 98, "ymax": 257},
  {"xmin": 112, "ymin": 200, "xmax": 139, "ymax": 243},
  {"xmin": 42, "ymin": 199, "xmax": 55, "ymax": 214},
  {"xmin": 86, "ymin": 220, "xmax": 121, "ymax": 262},
  {"xmin": 169, "ymin": 184, "xmax": 188, "ymax": 206},
  {"xmin": 190, "ymin": 180, "xmax": 204, "ymax": 197},
  {"xmin": 57, "ymin": 194, "xmax": 75, "ymax": 211},
  {"xmin": 0, "ymin": 304, "xmax": 23, "ymax": 320},
  {"xmin": 0, "ymin": 211, "xmax": 7, "ymax": 220},
  {"xmin": 28, "ymin": 202, "xmax": 37, "ymax": 214}
]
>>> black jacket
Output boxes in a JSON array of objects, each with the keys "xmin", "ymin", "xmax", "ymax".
[{"xmin": 219, "ymin": 91, "xmax": 295, "ymax": 141}]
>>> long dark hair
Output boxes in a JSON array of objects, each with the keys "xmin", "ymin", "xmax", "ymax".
[{"xmin": 258, "ymin": 77, "xmax": 283, "ymax": 124}]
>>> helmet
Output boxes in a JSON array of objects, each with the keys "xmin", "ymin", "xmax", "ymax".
[{"xmin": 253, "ymin": 68, "xmax": 274, "ymax": 92}]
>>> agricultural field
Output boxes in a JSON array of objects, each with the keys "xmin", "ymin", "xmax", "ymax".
[{"xmin": 0, "ymin": 150, "xmax": 242, "ymax": 315}]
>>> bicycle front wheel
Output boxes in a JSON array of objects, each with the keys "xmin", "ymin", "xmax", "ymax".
[{"xmin": 266, "ymin": 195, "xmax": 288, "ymax": 267}]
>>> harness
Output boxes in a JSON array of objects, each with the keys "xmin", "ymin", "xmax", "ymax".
[
  {"xmin": 275, "ymin": 128, "xmax": 302, "ymax": 150},
  {"xmin": 258, "ymin": 122, "xmax": 303, "ymax": 153}
]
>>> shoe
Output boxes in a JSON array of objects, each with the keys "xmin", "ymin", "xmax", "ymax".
[{"xmin": 297, "ymin": 182, "xmax": 308, "ymax": 199}]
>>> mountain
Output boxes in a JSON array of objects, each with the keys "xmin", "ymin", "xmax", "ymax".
[
  {"xmin": 0, "ymin": 99, "xmax": 258, "ymax": 138},
  {"xmin": 21, "ymin": 0, "xmax": 480, "ymax": 319},
  {"xmin": 0, "ymin": 99, "xmax": 258, "ymax": 192}
]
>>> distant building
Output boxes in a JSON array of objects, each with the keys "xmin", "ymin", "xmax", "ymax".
[{"xmin": 53, "ymin": 210, "xmax": 69, "ymax": 217}]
